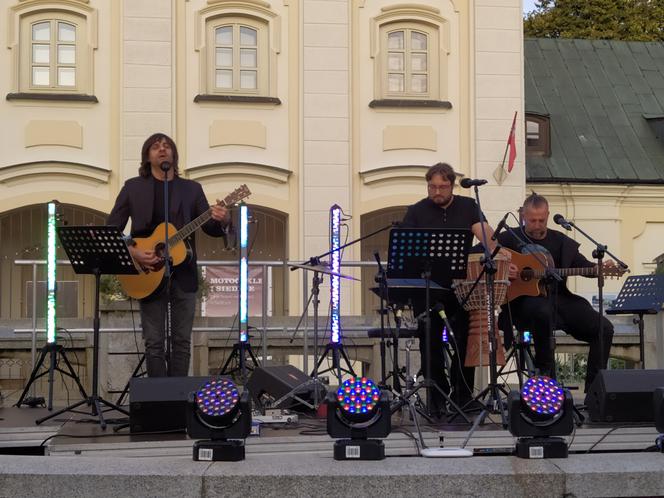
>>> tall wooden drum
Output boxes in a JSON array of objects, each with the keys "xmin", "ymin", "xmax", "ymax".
[{"xmin": 453, "ymin": 252, "xmax": 510, "ymax": 367}]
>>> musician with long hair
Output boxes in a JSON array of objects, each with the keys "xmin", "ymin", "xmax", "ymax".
[{"xmin": 107, "ymin": 133, "xmax": 230, "ymax": 377}]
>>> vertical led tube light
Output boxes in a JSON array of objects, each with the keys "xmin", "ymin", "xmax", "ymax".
[
  {"xmin": 239, "ymin": 204, "xmax": 249, "ymax": 343},
  {"xmin": 46, "ymin": 201, "xmax": 57, "ymax": 344},
  {"xmin": 330, "ymin": 205, "xmax": 342, "ymax": 344}
]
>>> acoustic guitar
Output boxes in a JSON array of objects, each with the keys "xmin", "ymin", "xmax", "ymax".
[
  {"xmin": 505, "ymin": 247, "xmax": 628, "ymax": 303},
  {"xmin": 119, "ymin": 184, "xmax": 251, "ymax": 300}
]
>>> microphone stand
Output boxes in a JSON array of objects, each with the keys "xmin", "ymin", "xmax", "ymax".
[
  {"xmin": 462, "ymin": 184, "xmax": 508, "ymax": 434},
  {"xmin": 374, "ymin": 252, "xmax": 390, "ymax": 390},
  {"xmin": 565, "ymin": 220, "xmax": 628, "ymax": 379},
  {"xmin": 160, "ymin": 162, "xmax": 173, "ymax": 376}
]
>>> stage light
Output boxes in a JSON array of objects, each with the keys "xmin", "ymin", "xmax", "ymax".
[
  {"xmin": 46, "ymin": 201, "xmax": 57, "ymax": 344},
  {"xmin": 508, "ymin": 375, "xmax": 574, "ymax": 458},
  {"xmin": 326, "ymin": 376, "xmax": 391, "ymax": 460},
  {"xmin": 186, "ymin": 378, "xmax": 252, "ymax": 461},
  {"xmin": 330, "ymin": 204, "xmax": 342, "ymax": 344}
]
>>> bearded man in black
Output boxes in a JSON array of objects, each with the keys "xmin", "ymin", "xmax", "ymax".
[
  {"xmin": 401, "ymin": 162, "xmax": 504, "ymax": 417},
  {"xmin": 497, "ymin": 193, "xmax": 615, "ymax": 391}
]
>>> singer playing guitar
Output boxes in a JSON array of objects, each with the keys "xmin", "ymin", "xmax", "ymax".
[
  {"xmin": 107, "ymin": 133, "xmax": 231, "ymax": 377},
  {"xmin": 496, "ymin": 193, "xmax": 617, "ymax": 392}
]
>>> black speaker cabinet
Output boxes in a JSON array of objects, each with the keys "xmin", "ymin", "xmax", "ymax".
[
  {"xmin": 246, "ymin": 365, "xmax": 326, "ymax": 412},
  {"xmin": 129, "ymin": 376, "xmax": 217, "ymax": 433},
  {"xmin": 585, "ymin": 369, "xmax": 664, "ymax": 423}
]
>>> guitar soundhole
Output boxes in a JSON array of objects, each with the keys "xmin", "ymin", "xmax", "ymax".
[
  {"xmin": 522, "ymin": 268, "xmax": 534, "ymax": 282},
  {"xmin": 153, "ymin": 242, "xmax": 166, "ymax": 271}
]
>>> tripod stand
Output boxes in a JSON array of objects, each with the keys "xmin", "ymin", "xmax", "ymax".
[
  {"xmin": 34, "ymin": 226, "xmax": 135, "ymax": 429},
  {"xmin": 384, "ymin": 227, "xmax": 473, "ymax": 423},
  {"xmin": 497, "ymin": 328, "xmax": 536, "ymax": 389}
]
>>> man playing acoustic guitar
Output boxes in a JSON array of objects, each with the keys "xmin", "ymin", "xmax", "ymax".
[
  {"xmin": 497, "ymin": 193, "xmax": 619, "ymax": 392},
  {"xmin": 107, "ymin": 133, "xmax": 231, "ymax": 377}
]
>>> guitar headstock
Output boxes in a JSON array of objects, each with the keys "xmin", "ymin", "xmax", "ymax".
[
  {"xmin": 604, "ymin": 264, "xmax": 629, "ymax": 279},
  {"xmin": 220, "ymin": 184, "xmax": 251, "ymax": 207}
]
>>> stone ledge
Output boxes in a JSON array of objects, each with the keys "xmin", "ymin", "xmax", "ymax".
[{"xmin": 1, "ymin": 452, "xmax": 663, "ymax": 497}]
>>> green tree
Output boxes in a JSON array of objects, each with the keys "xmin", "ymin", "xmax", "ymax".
[{"xmin": 525, "ymin": 0, "xmax": 664, "ymax": 41}]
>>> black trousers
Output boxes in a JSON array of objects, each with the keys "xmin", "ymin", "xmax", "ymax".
[
  {"xmin": 506, "ymin": 291, "xmax": 614, "ymax": 388},
  {"xmin": 414, "ymin": 292, "xmax": 474, "ymax": 414}
]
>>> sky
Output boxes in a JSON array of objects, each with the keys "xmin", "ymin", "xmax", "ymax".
[{"xmin": 523, "ymin": 0, "xmax": 539, "ymax": 14}]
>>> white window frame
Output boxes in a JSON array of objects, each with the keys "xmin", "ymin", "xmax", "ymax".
[
  {"xmin": 196, "ymin": 2, "xmax": 280, "ymax": 98},
  {"xmin": 208, "ymin": 17, "xmax": 268, "ymax": 96},
  {"xmin": 8, "ymin": 0, "xmax": 97, "ymax": 96},
  {"xmin": 370, "ymin": 6, "xmax": 450, "ymax": 102}
]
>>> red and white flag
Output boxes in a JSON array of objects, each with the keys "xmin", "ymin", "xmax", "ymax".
[{"xmin": 506, "ymin": 111, "xmax": 517, "ymax": 173}]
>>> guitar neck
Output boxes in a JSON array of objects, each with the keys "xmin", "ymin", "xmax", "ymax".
[
  {"xmin": 532, "ymin": 267, "xmax": 596, "ymax": 279},
  {"xmin": 169, "ymin": 203, "xmax": 224, "ymax": 247}
]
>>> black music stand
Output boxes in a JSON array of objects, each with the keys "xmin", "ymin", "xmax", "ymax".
[
  {"xmin": 386, "ymin": 228, "xmax": 472, "ymax": 422},
  {"xmin": 35, "ymin": 226, "xmax": 137, "ymax": 429},
  {"xmin": 607, "ymin": 274, "xmax": 664, "ymax": 369}
]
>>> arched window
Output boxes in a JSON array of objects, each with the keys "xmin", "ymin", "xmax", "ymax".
[
  {"xmin": 7, "ymin": 1, "xmax": 98, "ymax": 100},
  {"xmin": 209, "ymin": 18, "xmax": 268, "ymax": 95}
]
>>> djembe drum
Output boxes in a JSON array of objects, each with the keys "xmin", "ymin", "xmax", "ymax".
[{"xmin": 453, "ymin": 252, "xmax": 511, "ymax": 367}]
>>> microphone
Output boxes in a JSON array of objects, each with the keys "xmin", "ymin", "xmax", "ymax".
[
  {"xmin": 491, "ymin": 211, "xmax": 510, "ymax": 241},
  {"xmin": 460, "ymin": 178, "xmax": 488, "ymax": 188},
  {"xmin": 553, "ymin": 213, "xmax": 572, "ymax": 231},
  {"xmin": 160, "ymin": 161, "xmax": 171, "ymax": 172}
]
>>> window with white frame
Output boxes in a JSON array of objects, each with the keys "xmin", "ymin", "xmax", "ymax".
[
  {"xmin": 19, "ymin": 11, "xmax": 90, "ymax": 94},
  {"xmin": 381, "ymin": 22, "xmax": 439, "ymax": 100},
  {"xmin": 208, "ymin": 17, "xmax": 268, "ymax": 95}
]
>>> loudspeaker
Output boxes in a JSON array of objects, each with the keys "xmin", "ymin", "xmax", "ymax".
[
  {"xmin": 129, "ymin": 376, "xmax": 216, "ymax": 433},
  {"xmin": 655, "ymin": 387, "xmax": 664, "ymax": 433},
  {"xmin": 245, "ymin": 365, "xmax": 326, "ymax": 411},
  {"xmin": 585, "ymin": 369, "xmax": 664, "ymax": 423}
]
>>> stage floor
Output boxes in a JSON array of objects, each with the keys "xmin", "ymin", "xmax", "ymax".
[
  {"xmin": 0, "ymin": 401, "xmax": 659, "ymax": 458},
  {"xmin": 1, "ymin": 402, "xmax": 664, "ymax": 498}
]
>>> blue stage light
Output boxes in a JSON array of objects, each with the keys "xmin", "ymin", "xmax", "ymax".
[
  {"xmin": 521, "ymin": 375, "xmax": 565, "ymax": 419},
  {"xmin": 337, "ymin": 377, "xmax": 381, "ymax": 419},
  {"xmin": 195, "ymin": 378, "xmax": 240, "ymax": 423}
]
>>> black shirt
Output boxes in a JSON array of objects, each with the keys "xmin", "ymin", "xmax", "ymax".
[
  {"xmin": 401, "ymin": 195, "xmax": 484, "ymax": 229},
  {"xmin": 400, "ymin": 195, "xmax": 485, "ymax": 288}
]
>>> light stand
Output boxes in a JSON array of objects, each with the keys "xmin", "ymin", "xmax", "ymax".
[
  {"xmin": 314, "ymin": 205, "xmax": 355, "ymax": 384},
  {"xmin": 17, "ymin": 201, "xmax": 89, "ymax": 410},
  {"xmin": 219, "ymin": 203, "xmax": 259, "ymax": 382},
  {"xmin": 284, "ymin": 222, "xmax": 394, "ymax": 410}
]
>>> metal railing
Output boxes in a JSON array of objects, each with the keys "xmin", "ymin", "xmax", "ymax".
[{"xmin": 12, "ymin": 258, "xmax": 379, "ymax": 375}]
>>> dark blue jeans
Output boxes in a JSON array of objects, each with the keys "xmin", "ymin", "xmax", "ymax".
[{"xmin": 139, "ymin": 282, "xmax": 196, "ymax": 377}]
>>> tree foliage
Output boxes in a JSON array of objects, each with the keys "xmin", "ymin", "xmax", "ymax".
[{"xmin": 524, "ymin": 0, "xmax": 664, "ymax": 41}]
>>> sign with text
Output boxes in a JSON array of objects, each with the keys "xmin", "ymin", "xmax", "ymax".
[{"xmin": 201, "ymin": 266, "xmax": 271, "ymax": 317}]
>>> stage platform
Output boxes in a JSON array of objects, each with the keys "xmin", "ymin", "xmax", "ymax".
[{"xmin": 1, "ymin": 403, "xmax": 663, "ymax": 497}]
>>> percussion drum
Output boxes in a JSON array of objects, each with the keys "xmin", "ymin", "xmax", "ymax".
[{"xmin": 453, "ymin": 252, "xmax": 511, "ymax": 367}]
